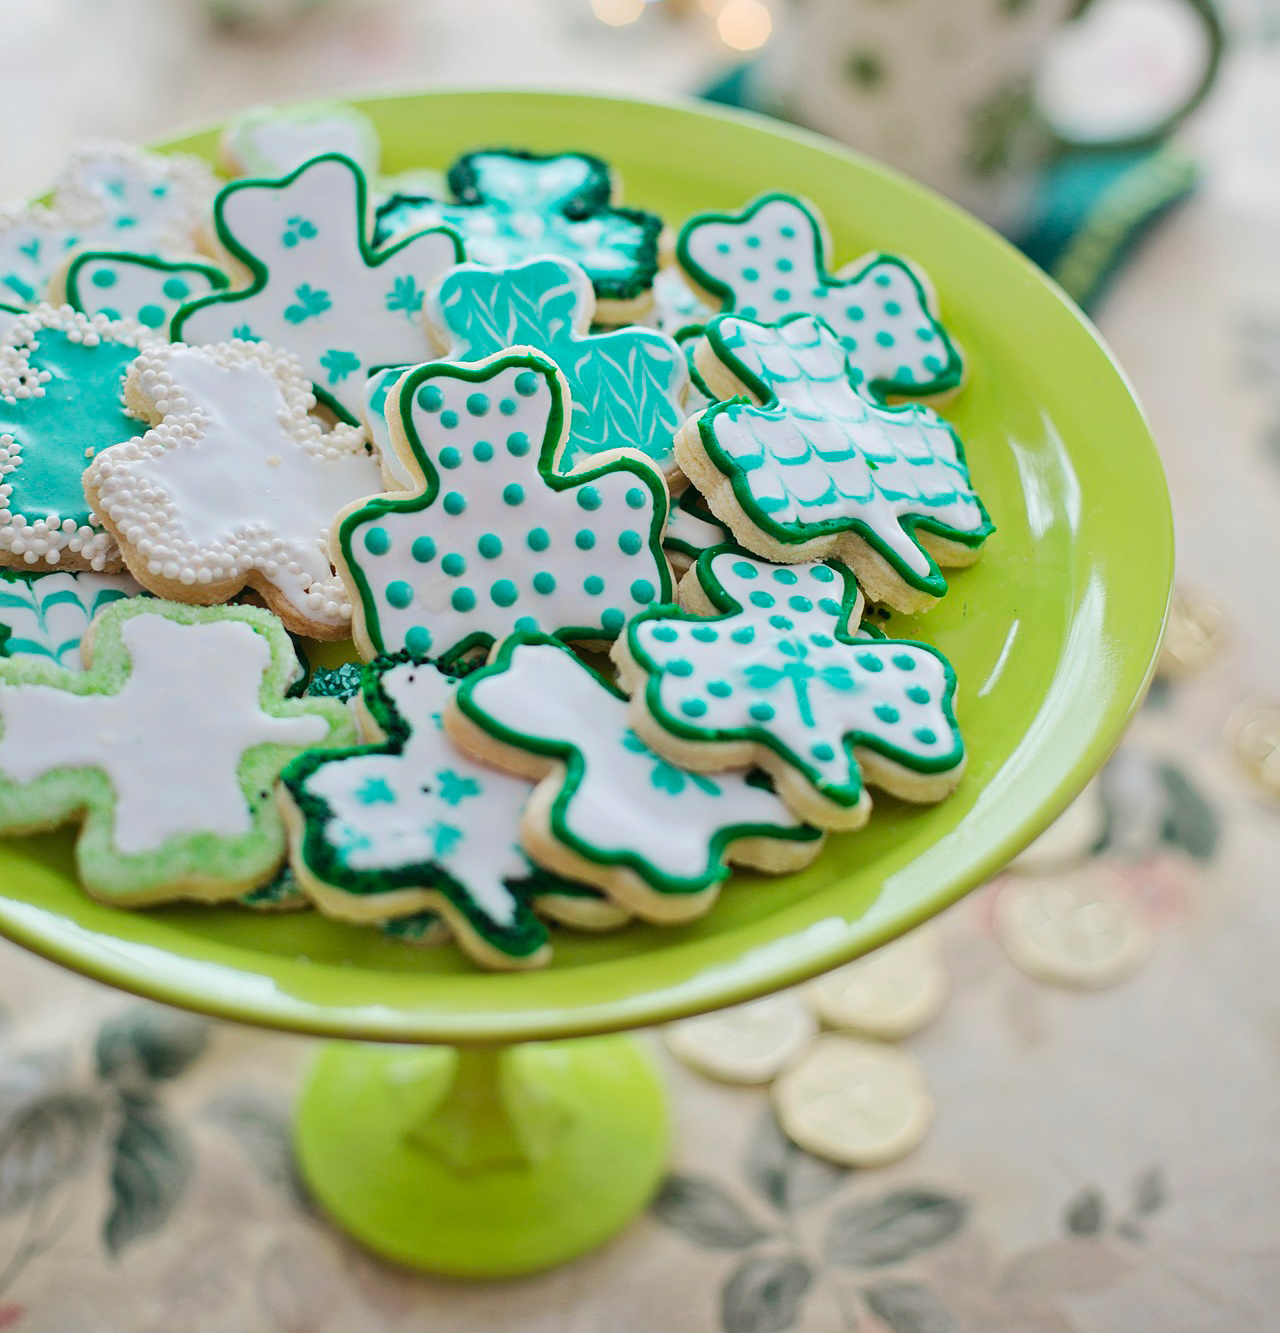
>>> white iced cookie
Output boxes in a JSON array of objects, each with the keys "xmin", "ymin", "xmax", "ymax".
[
  {"xmin": 219, "ymin": 101, "xmax": 381, "ymax": 180},
  {"xmin": 0, "ymin": 569, "xmax": 141, "ymax": 670},
  {"xmin": 56, "ymin": 251, "xmax": 229, "ymax": 339}
]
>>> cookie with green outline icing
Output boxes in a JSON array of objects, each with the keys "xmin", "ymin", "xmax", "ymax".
[
  {"xmin": 444, "ymin": 631, "xmax": 824, "ymax": 922},
  {"xmin": 664, "ymin": 486, "xmax": 731, "ymax": 576},
  {"xmin": 220, "ymin": 102, "xmax": 381, "ymax": 180},
  {"xmin": 680, "ymin": 313, "xmax": 992, "ymax": 612},
  {"xmin": 0, "ymin": 304, "xmax": 155, "ymax": 572},
  {"xmin": 676, "ymin": 193, "xmax": 964, "ymax": 402},
  {"xmin": 0, "ymin": 141, "xmax": 216, "ymax": 307},
  {"xmin": 85, "ymin": 339, "xmax": 383, "ymax": 638},
  {"xmin": 374, "ymin": 149, "xmax": 661, "ymax": 324},
  {"xmin": 281, "ymin": 654, "xmax": 621, "ymax": 969},
  {"xmin": 428, "ymin": 256, "xmax": 687, "ymax": 478},
  {"xmin": 0, "ymin": 599, "xmax": 354, "ymax": 905},
  {"xmin": 171, "ymin": 153, "xmax": 463, "ymax": 424},
  {"xmin": 0, "ymin": 569, "xmax": 141, "ymax": 670},
  {"xmin": 611, "ymin": 546, "xmax": 965, "ymax": 831},
  {"xmin": 335, "ymin": 349, "xmax": 673, "ymax": 665},
  {"xmin": 56, "ymin": 251, "xmax": 229, "ymax": 339}
]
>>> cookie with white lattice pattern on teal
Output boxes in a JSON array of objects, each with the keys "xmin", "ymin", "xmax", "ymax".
[
  {"xmin": 428, "ymin": 256, "xmax": 687, "ymax": 478},
  {"xmin": 56, "ymin": 251, "xmax": 229, "ymax": 339},
  {"xmin": 374, "ymin": 148, "xmax": 661, "ymax": 324},
  {"xmin": 676, "ymin": 193, "xmax": 963, "ymax": 402},
  {"xmin": 0, "ymin": 569, "xmax": 141, "ymax": 670},
  {"xmin": 679, "ymin": 313, "xmax": 993, "ymax": 612},
  {"xmin": 612, "ymin": 546, "xmax": 966, "ymax": 831},
  {"xmin": 171, "ymin": 153, "xmax": 463, "ymax": 424},
  {"xmin": 335, "ymin": 349, "xmax": 673, "ymax": 665},
  {"xmin": 445, "ymin": 630, "xmax": 825, "ymax": 922}
]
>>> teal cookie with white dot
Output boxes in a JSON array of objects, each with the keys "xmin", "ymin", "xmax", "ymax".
[
  {"xmin": 612, "ymin": 545, "xmax": 966, "ymax": 831},
  {"xmin": 58, "ymin": 251, "xmax": 229, "ymax": 339},
  {"xmin": 335, "ymin": 349, "xmax": 673, "ymax": 666},
  {"xmin": 676, "ymin": 192, "xmax": 963, "ymax": 403}
]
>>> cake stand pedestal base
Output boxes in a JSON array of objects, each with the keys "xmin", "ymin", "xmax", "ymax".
[{"xmin": 295, "ymin": 1035, "xmax": 670, "ymax": 1278}]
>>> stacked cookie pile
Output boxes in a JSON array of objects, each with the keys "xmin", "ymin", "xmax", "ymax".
[{"xmin": 0, "ymin": 102, "xmax": 993, "ymax": 969}]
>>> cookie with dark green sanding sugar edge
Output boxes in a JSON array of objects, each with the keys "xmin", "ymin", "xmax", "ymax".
[
  {"xmin": 0, "ymin": 599, "xmax": 355, "ymax": 905},
  {"xmin": 58, "ymin": 250, "xmax": 229, "ymax": 340},
  {"xmin": 334, "ymin": 348, "xmax": 673, "ymax": 667},
  {"xmin": 444, "ymin": 630, "xmax": 824, "ymax": 924},
  {"xmin": 611, "ymin": 545, "xmax": 965, "ymax": 831},
  {"xmin": 676, "ymin": 191, "xmax": 964, "ymax": 402},
  {"xmin": 682, "ymin": 311, "xmax": 993, "ymax": 613}
]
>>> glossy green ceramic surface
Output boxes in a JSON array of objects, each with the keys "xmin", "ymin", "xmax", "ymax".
[{"xmin": 0, "ymin": 90, "xmax": 1172, "ymax": 1043}]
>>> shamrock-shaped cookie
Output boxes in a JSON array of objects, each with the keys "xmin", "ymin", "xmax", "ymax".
[
  {"xmin": 282, "ymin": 655, "xmax": 607, "ymax": 969},
  {"xmin": 0, "ymin": 569, "xmax": 140, "ymax": 669},
  {"xmin": 445, "ymin": 631, "xmax": 824, "ymax": 921},
  {"xmin": 84, "ymin": 340, "xmax": 383, "ymax": 639},
  {"xmin": 682, "ymin": 314, "xmax": 992, "ymax": 612},
  {"xmin": 0, "ymin": 142, "xmax": 216, "ymax": 306},
  {"xmin": 220, "ymin": 101, "xmax": 381, "ymax": 180},
  {"xmin": 428, "ymin": 256, "xmax": 687, "ymax": 477},
  {"xmin": 0, "ymin": 304, "xmax": 154, "ymax": 572},
  {"xmin": 57, "ymin": 251, "xmax": 229, "ymax": 338},
  {"xmin": 0, "ymin": 599, "xmax": 354, "ymax": 904},
  {"xmin": 676, "ymin": 193, "xmax": 963, "ymax": 401},
  {"xmin": 171, "ymin": 153, "xmax": 463, "ymax": 423},
  {"xmin": 335, "ymin": 350, "xmax": 673, "ymax": 664},
  {"xmin": 612, "ymin": 547, "xmax": 965, "ymax": 830},
  {"xmin": 374, "ymin": 149, "xmax": 662, "ymax": 322}
]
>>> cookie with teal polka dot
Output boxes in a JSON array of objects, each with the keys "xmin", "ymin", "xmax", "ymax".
[
  {"xmin": 334, "ymin": 349, "xmax": 673, "ymax": 665},
  {"xmin": 57, "ymin": 251, "xmax": 229, "ymax": 339},
  {"xmin": 612, "ymin": 545, "xmax": 966, "ymax": 831},
  {"xmin": 676, "ymin": 192, "xmax": 963, "ymax": 402},
  {"xmin": 445, "ymin": 630, "xmax": 824, "ymax": 922},
  {"xmin": 679, "ymin": 313, "xmax": 993, "ymax": 613}
]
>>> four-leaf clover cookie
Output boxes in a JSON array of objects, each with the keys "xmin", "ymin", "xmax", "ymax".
[
  {"xmin": 374, "ymin": 148, "xmax": 662, "ymax": 323},
  {"xmin": 335, "ymin": 350, "xmax": 673, "ymax": 664},
  {"xmin": 428, "ymin": 256, "xmax": 688, "ymax": 477},
  {"xmin": 682, "ymin": 313, "xmax": 992, "ymax": 612},
  {"xmin": 171, "ymin": 153, "xmax": 463, "ymax": 423},
  {"xmin": 676, "ymin": 192, "xmax": 964, "ymax": 402},
  {"xmin": 612, "ymin": 547, "xmax": 966, "ymax": 830},
  {"xmin": 445, "ymin": 631, "xmax": 825, "ymax": 920},
  {"xmin": 84, "ymin": 339, "xmax": 384, "ymax": 639},
  {"xmin": 0, "ymin": 599, "xmax": 354, "ymax": 904}
]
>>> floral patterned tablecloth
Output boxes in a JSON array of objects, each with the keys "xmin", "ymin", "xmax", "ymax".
[{"xmin": 0, "ymin": 2, "xmax": 1277, "ymax": 1330}]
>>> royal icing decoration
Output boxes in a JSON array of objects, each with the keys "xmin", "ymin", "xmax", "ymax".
[
  {"xmin": 428, "ymin": 257, "xmax": 687, "ymax": 475},
  {"xmin": 220, "ymin": 102, "xmax": 381, "ymax": 180},
  {"xmin": 84, "ymin": 340, "xmax": 383, "ymax": 637},
  {"xmin": 676, "ymin": 193, "xmax": 963, "ymax": 400},
  {"xmin": 170, "ymin": 153, "xmax": 463, "ymax": 423},
  {"xmin": 62, "ymin": 251, "xmax": 228, "ymax": 338},
  {"xmin": 447, "ymin": 631, "xmax": 823, "ymax": 918},
  {"xmin": 374, "ymin": 149, "xmax": 661, "ymax": 307},
  {"xmin": 283, "ymin": 656, "xmax": 586, "ymax": 968},
  {"xmin": 685, "ymin": 314, "xmax": 992, "ymax": 608},
  {"xmin": 0, "ymin": 142, "xmax": 215, "ymax": 307},
  {"xmin": 614, "ymin": 547, "xmax": 965, "ymax": 829},
  {"xmin": 0, "ymin": 600, "xmax": 353, "ymax": 902},
  {"xmin": 362, "ymin": 364, "xmax": 416, "ymax": 490},
  {"xmin": 0, "ymin": 569, "xmax": 140, "ymax": 670},
  {"xmin": 0, "ymin": 305, "xmax": 152, "ymax": 571},
  {"xmin": 336, "ymin": 351, "xmax": 673, "ymax": 664}
]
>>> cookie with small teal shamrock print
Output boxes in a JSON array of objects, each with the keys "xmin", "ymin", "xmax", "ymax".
[
  {"xmin": 0, "ymin": 569, "xmax": 141, "ymax": 669},
  {"xmin": 681, "ymin": 313, "xmax": 992, "ymax": 612},
  {"xmin": 676, "ymin": 192, "xmax": 963, "ymax": 402},
  {"xmin": 374, "ymin": 148, "xmax": 662, "ymax": 322},
  {"xmin": 171, "ymin": 153, "xmax": 463, "ymax": 423},
  {"xmin": 58, "ymin": 251, "xmax": 229, "ymax": 338},
  {"xmin": 429, "ymin": 256, "xmax": 687, "ymax": 478},
  {"xmin": 612, "ymin": 546, "xmax": 966, "ymax": 831},
  {"xmin": 0, "ymin": 599, "xmax": 354, "ymax": 905},
  {"xmin": 280, "ymin": 654, "xmax": 614, "ymax": 969},
  {"xmin": 0, "ymin": 304, "xmax": 155, "ymax": 572},
  {"xmin": 0, "ymin": 141, "xmax": 216, "ymax": 307},
  {"xmin": 445, "ymin": 631, "xmax": 824, "ymax": 922},
  {"xmin": 335, "ymin": 350, "xmax": 673, "ymax": 665}
]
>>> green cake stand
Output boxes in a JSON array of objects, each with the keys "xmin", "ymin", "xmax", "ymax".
[{"xmin": 0, "ymin": 89, "xmax": 1172, "ymax": 1278}]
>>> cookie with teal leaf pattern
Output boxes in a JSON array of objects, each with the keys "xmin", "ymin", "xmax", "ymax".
[{"xmin": 0, "ymin": 569, "xmax": 141, "ymax": 670}]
